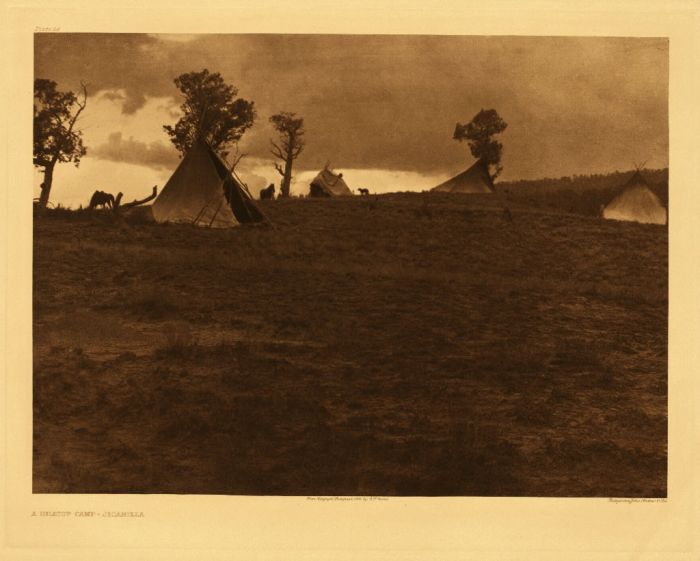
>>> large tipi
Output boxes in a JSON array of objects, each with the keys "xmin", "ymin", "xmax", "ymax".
[
  {"xmin": 431, "ymin": 159, "xmax": 495, "ymax": 194},
  {"xmin": 151, "ymin": 137, "xmax": 265, "ymax": 227},
  {"xmin": 308, "ymin": 165, "xmax": 353, "ymax": 197},
  {"xmin": 602, "ymin": 170, "xmax": 667, "ymax": 225}
]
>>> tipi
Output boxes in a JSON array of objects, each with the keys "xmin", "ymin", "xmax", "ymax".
[
  {"xmin": 431, "ymin": 159, "xmax": 495, "ymax": 194},
  {"xmin": 602, "ymin": 170, "xmax": 667, "ymax": 225},
  {"xmin": 308, "ymin": 165, "xmax": 353, "ymax": 197},
  {"xmin": 152, "ymin": 137, "xmax": 265, "ymax": 227}
]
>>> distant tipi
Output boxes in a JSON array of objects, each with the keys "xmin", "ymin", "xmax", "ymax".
[
  {"xmin": 308, "ymin": 165, "xmax": 353, "ymax": 197},
  {"xmin": 431, "ymin": 159, "xmax": 494, "ymax": 194},
  {"xmin": 151, "ymin": 137, "xmax": 265, "ymax": 228},
  {"xmin": 602, "ymin": 169, "xmax": 667, "ymax": 225}
]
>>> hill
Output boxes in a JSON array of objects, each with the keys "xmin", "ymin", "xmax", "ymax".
[
  {"xmin": 33, "ymin": 193, "xmax": 667, "ymax": 496},
  {"xmin": 496, "ymin": 168, "xmax": 669, "ymax": 216}
]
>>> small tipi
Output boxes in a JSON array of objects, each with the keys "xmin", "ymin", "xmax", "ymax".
[
  {"xmin": 152, "ymin": 137, "xmax": 265, "ymax": 227},
  {"xmin": 431, "ymin": 159, "xmax": 495, "ymax": 194},
  {"xmin": 602, "ymin": 170, "xmax": 667, "ymax": 225},
  {"xmin": 308, "ymin": 165, "xmax": 353, "ymax": 197}
]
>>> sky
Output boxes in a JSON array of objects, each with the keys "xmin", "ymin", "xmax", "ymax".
[{"xmin": 34, "ymin": 33, "xmax": 668, "ymax": 207}]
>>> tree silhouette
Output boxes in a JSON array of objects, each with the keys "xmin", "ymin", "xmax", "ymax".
[
  {"xmin": 269, "ymin": 112, "xmax": 305, "ymax": 198},
  {"xmin": 33, "ymin": 79, "xmax": 87, "ymax": 209},
  {"xmin": 163, "ymin": 69, "xmax": 256, "ymax": 159},
  {"xmin": 453, "ymin": 109, "xmax": 508, "ymax": 179}
]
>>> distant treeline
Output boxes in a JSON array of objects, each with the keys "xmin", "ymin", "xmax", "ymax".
[{"xmin": 496, "ymin": 168, "xmax": 669, "ymax": 216}]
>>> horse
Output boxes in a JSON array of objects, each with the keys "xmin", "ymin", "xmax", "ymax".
[
  {"xmin": 260, "ymin": 184, "xmax": 276, "ymax": 200},
  {"xmin": 358, "ymin": 188, "xmax": 370, "ymax": 196},
  {"xmin": 89, "ymin": 190, "xmax": 115, "ymax": 209}
]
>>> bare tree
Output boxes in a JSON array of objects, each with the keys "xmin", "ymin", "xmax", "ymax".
[
  {"xmin": 227, "ymin": 143, "xmax": 247, "ymax": 172},
  {"xmin": 269, "ymin": 112, "xmax": 305, "ymax": 198}
]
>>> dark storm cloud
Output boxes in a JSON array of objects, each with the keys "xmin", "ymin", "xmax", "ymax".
[
  {"xmin": 35, "ymin": 33, "xmax": 217, "ymax": 114},
  {"xmin": 92, "ymin": 132, "xmax": 179, "ymax": 170},
  {"xmin": 99, "ymin": 90, "xmax": 126, "ymax": 102},
  {"xmin": 35, "ymin": 34, "xmax": 668, "ymax": 180},
  {"xmin": 36, "ymin": 34, "xmax": 159, "ymax": 113}
]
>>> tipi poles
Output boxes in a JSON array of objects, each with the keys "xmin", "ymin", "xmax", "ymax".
[
  {"xmin": 207, "ymin": 198, "xmax": 226, "ymax": 228},
  {"xmin": 192, "ymin": 203, "xmax": 210, "ymax": 226}
]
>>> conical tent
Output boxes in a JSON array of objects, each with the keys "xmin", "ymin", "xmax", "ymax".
[
  {"xmin": 431, "ymin": 159, "xmax": 495, "ymax": 194},
  {"xmin": 308, "ymin": 166, "xmax": 353, "ymax": 197},
  {"xmin": 603, "ymin": 170, "xmax": 667, "ymax": 225},
  {"xmin": 152, "ymin": 138, "xmax": 264, "ymax": 227}
]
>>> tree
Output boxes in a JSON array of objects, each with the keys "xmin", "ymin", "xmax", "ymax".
[
  {"xmin": 33, "ymin": 79, "xmax": 87, "ymax": 209},
  {"xmin": 269, "ymin": 112, "xmax": 305, "ymax": 198},
  {"xmin": 163, "ymin": 69, "xmax": 256, "ymax": 159},
  {"xmin": 453, "ymin": 109, "xmax": 508, "ymax": 180}
]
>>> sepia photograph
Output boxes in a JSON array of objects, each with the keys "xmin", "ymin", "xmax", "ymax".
[{"xmin": 31, "ymin": 33, "xmax": 668, "ymax": 498}]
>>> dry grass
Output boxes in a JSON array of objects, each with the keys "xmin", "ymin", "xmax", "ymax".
[{"xmin": 33, "ymin": 192, "xmax": 667, "ymax": 496}]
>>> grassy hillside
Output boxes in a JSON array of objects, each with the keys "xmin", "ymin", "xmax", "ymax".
[
  {"xmin": 497, "ymin": 168, "xmax": 669, "ymax": 216},
  {"xmin": 33, "ymin": 193, "xmax": 667, "ymax": 496}
]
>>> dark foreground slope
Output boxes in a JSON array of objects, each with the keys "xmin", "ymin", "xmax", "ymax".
[{"xmin": 33, "ymin": 193, "xmax": 667, "ymax": 496}]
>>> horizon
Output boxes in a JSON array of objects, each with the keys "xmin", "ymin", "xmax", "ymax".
[{"xmin": 34, "ymin": 33, "xmax": 668, "ymax": 207}]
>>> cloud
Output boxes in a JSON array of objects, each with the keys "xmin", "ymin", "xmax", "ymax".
[
  {"xmin": 35, "ymin": 34, "xmax": 214, "ymax": 114},
  {"xmin": 122, "ymin": 92, "xmax": 148, "ymax": 115},
  {"xmin": 92, "ymin": 132, "xmax": 179, "ymax": 170},
  {"xmin": 97, "ymin": 89, "xmax": 150, "ymax": 115},
  {"xmin": 99, "ymin": 90, "xmax": 126, "ymax": 102},
  {"xmin": 35, "ymin": 34, "xmax": 668, "ymax": 181}
]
